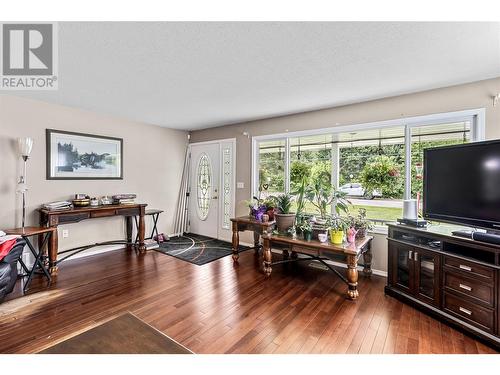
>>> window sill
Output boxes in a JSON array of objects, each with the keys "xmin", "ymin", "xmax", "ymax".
[{"xmin": 369, "ymin": 225, "xmax": 389, "ymax": 236}]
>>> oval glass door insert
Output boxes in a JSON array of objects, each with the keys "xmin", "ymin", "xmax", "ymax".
[{"xmin": 196, "ymin": 153, "xmax": 212, "ymax": 220}]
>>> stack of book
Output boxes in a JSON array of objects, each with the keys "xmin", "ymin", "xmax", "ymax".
[
  {"xmin": 42, "ymin": 201, "xmax": 73, "ymax": 211},
  {"xmin": 112, "ymin": 194, "xmax": 137, "ymax": 205}
]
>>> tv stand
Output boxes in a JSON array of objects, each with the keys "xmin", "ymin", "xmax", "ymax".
[{"xmin": 386, "ymin": 223, "xmax": 500, "ymax": 349}]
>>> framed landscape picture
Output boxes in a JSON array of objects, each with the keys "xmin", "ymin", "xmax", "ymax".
[{"xmin": 46, "ymin": 129, "xmax": 123, "ymax": 180}]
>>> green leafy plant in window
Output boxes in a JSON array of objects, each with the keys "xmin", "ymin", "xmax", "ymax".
[
  {"xmin": 305, "ymin": 175, "xmax": 350, "ymax": 220},
  {"xmin": 360, "ymin": 155, "xmax": 403, "ymax": 199}
]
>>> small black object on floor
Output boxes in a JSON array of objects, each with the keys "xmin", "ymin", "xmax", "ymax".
[{"xmin": 154, "ymin": 233, "xmax": 249, "ymax": 265}]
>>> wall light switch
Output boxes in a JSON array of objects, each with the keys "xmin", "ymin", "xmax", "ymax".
[
  {"xmin": 62, "ymin": 229, "xmax": 69, "ymax": 238},
  {"xmin": 237, "ymin": 182, "xmax": 245, "ymax": 189}
]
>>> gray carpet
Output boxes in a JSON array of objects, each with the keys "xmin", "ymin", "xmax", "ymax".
[{"xmin": 155, "ymin": 233, "xmax": 250, "ymax": 265}]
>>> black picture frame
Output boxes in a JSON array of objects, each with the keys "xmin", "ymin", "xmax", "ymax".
[{"xmin": 46, "ymin": 129, "xmax": 123, "ymax": 180}]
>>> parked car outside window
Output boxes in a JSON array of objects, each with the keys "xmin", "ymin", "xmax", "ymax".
[{"xmin": 339, "ymin": 183, "xmax": 382, "ymax": 199}]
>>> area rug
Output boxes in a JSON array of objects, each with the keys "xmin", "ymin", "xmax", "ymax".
[
  {"xmin": 155, "ymin": 233, "xmax": 250, "ymax": 265},
  {"xmin": 39, "ymin": 312, "xmax": 192, "ymax": 354}
]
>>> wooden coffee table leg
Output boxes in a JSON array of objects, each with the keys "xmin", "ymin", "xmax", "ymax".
[
  {"xmin": 346, "ymin": 254, "xmax": 359, "ymax": 300},
  {"xmin": 283, "ymin": 249, "xmax": 289, "ymax": 260},
  {"xmin": 263, "ymin": 236, "xmax": 272, "ymax": 276},
  {"xmin": 232, "ymin": 221, "xmax": 239, "ymax": 261},
  {"xmin": 253, "ymin": 231, "xmax": 260, "ymax": 255},
  {"xmin": 362, "ymin": 242, "xmax": 373, "ymax": 277}
]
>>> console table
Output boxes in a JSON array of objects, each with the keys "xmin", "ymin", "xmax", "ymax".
[
  {"xmin": 386, "ymin": 223, "xmax": 500, "ymax": 349},
  {"xmin": 39, "ymin": 203, "xmax": 147, "ymax": 274},
  {"xmin": 230, "ymin": 216, "xmax": 276, "ymax": 261},
  {"xmin": 262, "ymin": 234, "xmax": 373, "ymax": 299}
]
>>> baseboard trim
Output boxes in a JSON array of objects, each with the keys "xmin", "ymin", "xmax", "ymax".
[
  {"xmin": 59, "ymin": 244, "xmax": 124, "ymax": 261},
  {"xmin": 55, "ymin": 232, "xmax": 183, "ymax": 262},
  {"xmin": 239, "ymin": 241, "xmax": 387, "ymax": 278}
]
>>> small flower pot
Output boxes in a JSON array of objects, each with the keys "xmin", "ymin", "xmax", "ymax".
[
  {"xmin": 317, "ymin": 233, "xmax": 328, "ymax": 243},
  {"xmin": 312, "ymin": 224, "xmax": 328, "ymax": 240},
  {"xmin": 356, "ymin": 228, "xmax": 367, "ymax": 239},
  {"xmin": 329, "ymin": 229, "xmax": 344, "ymax": 245},
  {"xmin": 303, "ymin": 230, "xmax": 313, "ymax": 241},
  {"xmin": 275, "ymin": 213, "xmax": 296, "ymax": 233}
]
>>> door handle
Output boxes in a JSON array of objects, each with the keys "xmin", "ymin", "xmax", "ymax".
[
  {"xmin": 414, "ymin": 252, "xmax": 418, "ymax": 261},
  {"xmin": 408, "ymin": 250, "xmax": 413, "ymax": 260}
]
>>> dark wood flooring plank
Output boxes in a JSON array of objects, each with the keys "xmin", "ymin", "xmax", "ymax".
[{"xmin": 0, "ymin": 248, "xmax": 497, "ymax": 354}]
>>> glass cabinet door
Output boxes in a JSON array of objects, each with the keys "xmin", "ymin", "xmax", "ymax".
[
  {"xmin": 414, "ymin": 249, "xmax": 440, "ymax": 306},
  {"xmin": 391, "ymin": 242, "xmax": 413, "ymax": 292}
]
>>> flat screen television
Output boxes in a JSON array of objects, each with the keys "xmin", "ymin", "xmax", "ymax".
[{"xmin": 423, "ymin": 140, "xmax": 500, "ymax": 230}]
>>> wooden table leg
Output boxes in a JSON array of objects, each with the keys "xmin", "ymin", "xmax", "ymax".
[
  {"xmin": 126, "ymin": 216, "xmax": 133, "ymax": 251},
  {"xmin": 346, "ymin": 254, "xmax": 359, "ymax": 300},
  {"xmin": 48, "ymin": 227, "xmax": 58, "ymax": 274},
  {"xmin": 39, "ymin": 215, "xmax": 49, "ymax": 269},
  {"xmin": 138, "ymin": 208, "xmax": 146, "ymax": 253},
  {"xmin": 263, "ymin": 236, "xmax": 272, "ymax": 276},
  {"xmin": 362, "ymin": 242, "xmax": 373, "ymax": 277},
  {"xmin": 283, "ymin": 249, "xmax": 289, "ymax": 260},
  {"xmin": 253, "ymin": 231, "xmax": 260, "ymax": 255},
  {"xmin": 232, "ymin": 221, "xmax": 239, "ymax": 261}
]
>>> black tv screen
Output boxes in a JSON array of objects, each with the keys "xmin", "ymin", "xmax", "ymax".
[{"xmin": 423, "ymin": 140, "xmax": 500, "ymax": 230}]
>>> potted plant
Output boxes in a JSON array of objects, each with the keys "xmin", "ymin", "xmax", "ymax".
[
  {"xmin": 262, "ymin": 198, "xmax": 276, "ymax": 221},
  {"xmin": 352, "ymin": 208, "xmax": 373, "ymax": 239},
  {"xmin": 331, "ymin": 188, "xmax": 350, "ymax": 216},
  {"xmin": 298, "ymin": 220, "xmax": 313, "ymax": 241},
  {"xmin": 305, "ymin": 178, "xmax": 350, "ymax": 219},
  {"xmin": 305, "ymin": 177, "xmax": 333, "ymax": 221},
  {"xmin": 293, "ymin": 176, "xmax": 308, "ymax": 223},
  {"xmin": 328, "ymin": 216, "xmax": 349, "ymax": 245},
  {"xmin": 274, "ymin": 193, "xmax": 295, "ymax": 233},
  {"xmin": 360, "ymin": 155, "xmax": 403, "ymax": 199}
]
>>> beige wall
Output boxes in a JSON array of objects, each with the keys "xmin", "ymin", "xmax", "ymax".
[
  {"xmin": 190, "ymin": 77, "xmax": 500, "ymax": 274},
  {"xmin": 0, "ymin": 95, "xmax": 187, "ymax": 258}
]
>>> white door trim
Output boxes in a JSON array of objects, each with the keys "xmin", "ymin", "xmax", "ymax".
[{"xmin": 189, "ymin": 138, "xmax": 237, "ymax": 146}]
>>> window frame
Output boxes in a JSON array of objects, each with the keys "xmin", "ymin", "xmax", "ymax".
[{"xmin": 251, "ymin": 108, "xmax": 486, "ymax": 226}]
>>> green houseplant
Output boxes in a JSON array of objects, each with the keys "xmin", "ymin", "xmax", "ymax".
[
  {"xmin": 306, "ymin": 177, "xmax": 350, "ymax": 220},
  {"xmin": 274, "ymin": 193, "xmax": 295, "ymax": 233},
  {"xmin": 305, "ymin": 177, "xmax": 333, "ymax": 221},
  {"xmin": 351, "ymin": 208, "xmax": 373, "ymax": 238},
  {"xmin": 298, "ymin": 220, "xmax": 313, "ymax": 241},
  {"xmin": 328, "ymin": 216, "xmax": 349, "ymax": 245},
  {"xmin": 293, "ymin": 176, "xmax": 308, "ymax": 224}
]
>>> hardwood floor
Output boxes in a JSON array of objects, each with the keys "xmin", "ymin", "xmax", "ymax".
[{"xmin": 0, "ymin": 247, "xmax": 497, "ymax": 354}]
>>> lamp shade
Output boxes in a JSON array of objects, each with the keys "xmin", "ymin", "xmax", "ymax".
[{"xmin": 18, "ymin": 137, "xmax": 33, "ymax": 157}]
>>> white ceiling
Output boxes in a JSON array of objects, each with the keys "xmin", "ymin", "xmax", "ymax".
[{"xmin": 12, "ymin": 22, "xmax": 500, "ymax": 131}]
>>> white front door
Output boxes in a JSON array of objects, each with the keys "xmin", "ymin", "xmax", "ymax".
[
  {"xmin": 189, "ymin": 143, "xmax": 220, "ymax": 238},
  {"xmin": 188, "ymin": 141, "xmax": 235, "ymax": 240}
]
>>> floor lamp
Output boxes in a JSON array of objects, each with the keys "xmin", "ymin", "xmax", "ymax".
[{"xmin": 17, "ymin": 137, "xmax": 33, "ymax": 232}]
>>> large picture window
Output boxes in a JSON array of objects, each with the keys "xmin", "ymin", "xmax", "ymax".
[
  {"xmin": 252, "ymin": 110, "xmax": 483, "ymax": 227},
  {"xmin": 257, "ymin": 139, "xmax": 286, "ymax": 196}
]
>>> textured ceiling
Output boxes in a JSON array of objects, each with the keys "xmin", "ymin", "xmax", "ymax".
[{"xmin": 10, "ymin": 22, "xmax": 500, "ymax": 130}]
